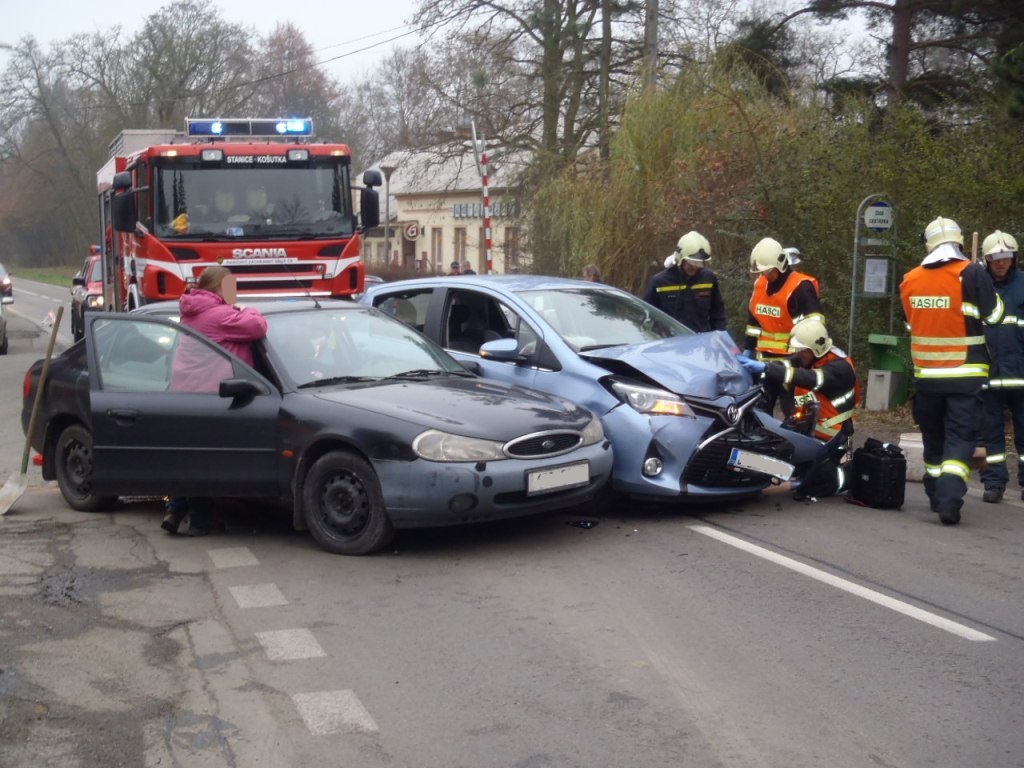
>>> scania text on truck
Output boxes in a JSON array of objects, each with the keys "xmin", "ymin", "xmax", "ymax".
[{"xmin": 96, "ymin": 117, "xmax": 381, "ymax": 311}]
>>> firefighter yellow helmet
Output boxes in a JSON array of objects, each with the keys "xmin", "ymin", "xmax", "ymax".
[
  {"xmin": 789, "ymin": 316, "xmax": 832, "ymax": 358},
  {"xmin": 750, "ymin": 237, "xmax": 787, "ymax": 274},
  {"xmin": 675, "ymin": 231, "xmax": 711, "ymax": 264},
  {"xmin": 982, "ymin": 230, "xmax": 1019, "ymax": 258},
  {"xmin": 923, "ymin": 216, "xmax": 963, "ymax": 253}
]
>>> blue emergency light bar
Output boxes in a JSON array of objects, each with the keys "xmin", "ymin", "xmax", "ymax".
[{"xmin": 185, "ymin": 118, "xmax": 314, "ymax": 138}]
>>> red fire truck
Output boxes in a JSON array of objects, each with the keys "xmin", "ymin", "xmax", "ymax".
[{"xmin": 97, "ymin": 117, "xmax": 381, "ymax": 311}]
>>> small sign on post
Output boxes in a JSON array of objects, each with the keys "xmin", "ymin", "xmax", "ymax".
[
  {"xmin": 864, "ymin": 201, "xmax": 893, "ymax": 232},
  {"xmin": 863, "ymin": 257, "xmax": 889, "ymax": 295}
]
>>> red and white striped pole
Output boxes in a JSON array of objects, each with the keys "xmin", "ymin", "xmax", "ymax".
[{"xmin": 481, "ymin": 146, "xmax": 492, "ymax": 273}]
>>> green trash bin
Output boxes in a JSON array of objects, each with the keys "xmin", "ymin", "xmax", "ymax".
[{"xmin": 866, "ymin": 334, "xmax": 912, "ymax": 407}]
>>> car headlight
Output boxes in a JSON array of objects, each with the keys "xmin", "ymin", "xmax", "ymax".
[
  {"xmin": 413, "ymin": 429, "xmax": 507, "ymax": 462},
  {"xmin": 580, "ymin": 414, "xmax": 605, "ymax": 445},
  {"xmin": 610, "ymin": 380, "xmax": 695, "ymax": 417},
  {"xmin": 86, "ymin": 294, "xmax": 105, "ymax": 310}
]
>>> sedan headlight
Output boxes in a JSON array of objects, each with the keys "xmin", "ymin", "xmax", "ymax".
[
  {"xmin": 610, "ymin": 380, "xmax": 695, "ymax": 417},
  {"xmin": 85, "ymin": 294, "xmax": 105, "ymax": 310},
  {"xmin": 413, "ymin": 429, "xmax": 507, "ymax": 462},
  {"xmin": 580, "ymin": 414, "xmax": 605, "ymax": 445}
]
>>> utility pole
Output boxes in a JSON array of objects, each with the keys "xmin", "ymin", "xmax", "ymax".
[{"xmin": 380, "ymin": 165, "xmax": 397, "ymax": 269}]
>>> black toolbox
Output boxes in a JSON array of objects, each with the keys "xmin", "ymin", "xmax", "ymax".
[{"xmin": 849, "ymin": 439, "xmax": 906, "ymax": 509}]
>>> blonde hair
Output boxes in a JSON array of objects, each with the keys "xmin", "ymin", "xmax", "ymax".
[{"xmin": 196, "ymin": 265, "xmax": 232, "ymax": 293}]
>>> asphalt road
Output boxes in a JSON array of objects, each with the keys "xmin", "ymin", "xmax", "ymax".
[{"xmin": 1, "ymin": 279, "xmax": 1022, "ymax": 767}]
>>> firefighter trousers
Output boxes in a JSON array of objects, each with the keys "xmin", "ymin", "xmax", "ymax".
[
  {"xmin": 981, "ymin": 387, "xmax": 1024, "ymax": 490},
  {"xmin": 913, "ymin": 388, "xmax": 984, "ymax": 518}
]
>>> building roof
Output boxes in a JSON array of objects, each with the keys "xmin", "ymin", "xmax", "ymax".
[{"xmin": 366, "ymin": 142, "xmax": 529, "ymax": 197}]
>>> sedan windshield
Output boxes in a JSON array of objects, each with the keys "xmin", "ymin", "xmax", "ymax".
[
  {"xmin": 265, "ymin": 308, "xmax": 469, "ymax": 388},
  {"xmin": 515, "ymin": 288, "xmax": 693, "ymax": 351}
]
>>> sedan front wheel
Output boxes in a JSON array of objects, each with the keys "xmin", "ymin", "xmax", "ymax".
[
  {"xmin": 302, "ymin": 451, "xmax": 393, "ymax": 555},
  {"xmin": 54, "ymin": 424, "xmax": 117, "ymax": 512}
]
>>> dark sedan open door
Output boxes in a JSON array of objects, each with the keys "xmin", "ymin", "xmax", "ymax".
[{"xmin": 83, "ymin": 313, "xmax": 282, "ymax": 498}]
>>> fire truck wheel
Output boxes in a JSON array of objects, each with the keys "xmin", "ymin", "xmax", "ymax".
[
  {"xmin": 302, "ymin": 451, "xmax": 393, "ymax": 555},
  {"xmin": 54, "ymin": 424, "xmax": 118, "ymax": 512}
]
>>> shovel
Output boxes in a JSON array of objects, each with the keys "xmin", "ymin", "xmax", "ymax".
[{"xmin": 0, "ymin": 305, "xmax": 63, "ymax": 516}]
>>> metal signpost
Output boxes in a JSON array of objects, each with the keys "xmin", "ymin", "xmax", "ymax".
[{"xmin": 848, "ymin": 195, "xmax": 896, "ymax": 352}]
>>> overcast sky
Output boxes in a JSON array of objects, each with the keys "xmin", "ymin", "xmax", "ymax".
[{"xmin": 2, "ymin": 0, "xmax": 422, "ymax": 82}]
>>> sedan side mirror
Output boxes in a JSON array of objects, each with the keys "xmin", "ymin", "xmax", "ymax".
[
  {"xmin": 219, "ymin": 377, "xmax": 268, "ymax": 406},
  {"xmin": 479, "ymin": 338, "xmax": 520, "ymax": 362}
]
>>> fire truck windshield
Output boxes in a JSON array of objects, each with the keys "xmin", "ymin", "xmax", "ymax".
[{"xmin": 153, "ymin": 163, "xmax": 355, "ymax": 240}]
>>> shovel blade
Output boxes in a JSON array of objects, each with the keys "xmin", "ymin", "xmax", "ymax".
[{"xmin": 0, "ymin": 474, "xmax": 27, "ymax": 516}]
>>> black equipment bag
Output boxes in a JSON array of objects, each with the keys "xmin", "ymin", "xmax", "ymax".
[{"xmin": 849, "ymin": 438, "xmax": 906, "ymax": 509}]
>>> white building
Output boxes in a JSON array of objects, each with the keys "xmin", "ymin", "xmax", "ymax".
[{"xmin": 361, "ymin": 143, "xmax": 527, "ymax": 275}]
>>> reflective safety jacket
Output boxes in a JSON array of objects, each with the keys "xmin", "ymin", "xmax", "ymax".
[
  {"xmin": 745, "ymin": 269, "xmax": 821, "ymax": 359},
  {"xmin": 764, "ymin": 348, "xmax": 859, "ymax": 441},
  {"xmin": 642, "ymin": 264, "xmax": 727, "ymax": 332},
  {"xmin": 900, "ymin": 257, "xmax": 1004, "ymax": 392},
  {"xmin": 984, "ymin": 267, "xmax": 1024, "ymax": 388}
]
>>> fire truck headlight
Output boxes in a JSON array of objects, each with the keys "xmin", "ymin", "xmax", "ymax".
[{"xmin": 86, "ymin": 294, "xmax": 105, "ymax": 310}]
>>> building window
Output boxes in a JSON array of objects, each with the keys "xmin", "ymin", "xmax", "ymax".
[
  {"xmin": 431, "ymin": 227, "xmax": 443, "ymax": 272},
  {"xmin": 454, "ymin": 228, "xmax": 467, "ymax": 262},
  {"xmin": 478, "ymin": 226, "xmax": 488, "ymax": 270},
  {"xmin": 504, "ymin": 227, "xmax": 521, "ymax": 272}
]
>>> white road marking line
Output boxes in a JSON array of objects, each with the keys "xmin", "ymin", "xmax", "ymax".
[
  {"xmin": 208, "ymin": 546, "xmax": 259, "ymax": 569},
  {"xmin": 255, "ymin": 629, "xmax": 327, "ymax": 661},
  {"xmin": 292, "ymin": 690, "xmax": 379, "ymax": 735},
  {"xmin": 688, "ymin": 524, "xmax": 996, "ymax": 642},
  {"xmin": 228, "ymin": 583, "xmax": 288, "ymax": 609}
]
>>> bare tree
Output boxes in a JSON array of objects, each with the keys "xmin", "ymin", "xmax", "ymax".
[
  {"xmin": 413, "ymin": 0, "xmax": 649, "ymax": 169},
  {"xmin": 250, "ymin": 23, "xmax": 345, "ymax": 141},
  {"xmin": 129, "ymin": 0, "xmax": 259, "ymax": 124}
]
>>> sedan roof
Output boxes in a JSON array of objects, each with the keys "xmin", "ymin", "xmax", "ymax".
[{"xmin": 134, "ymin": 297, "xmax": 367, "ymax": 318}]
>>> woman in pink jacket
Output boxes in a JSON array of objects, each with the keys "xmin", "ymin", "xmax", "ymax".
[{"xmin": 163, "ymin": 266, "xmax": 268, "ymax": 535}]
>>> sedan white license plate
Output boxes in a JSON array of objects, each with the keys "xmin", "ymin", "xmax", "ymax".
[
  {"xmin": 527, "ymin": 461, "xmax": 590, "ymax": 496},
  {"xmin": 727, "ymin": 448, "xmax": 794, "ymax": 481}
]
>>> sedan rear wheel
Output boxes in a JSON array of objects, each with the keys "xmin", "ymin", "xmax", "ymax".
[
  {"xmin": 55, "ymin": 424, "xmax": 117, "ymax": 512},
  {"xmin": 302, "ymin": 451, "xmax": 393, "ymax": 555}
]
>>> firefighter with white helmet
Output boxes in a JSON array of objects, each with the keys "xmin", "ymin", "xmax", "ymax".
[
  {"xmin": 899, "ymin": 215, "xmax": 1004, "ymax": 525},
  {"xmin": 642, "ymin": 231, "xmax": 727, "ymax": 332},
  {"xmin": 979, "ymin": 229, "xmax": 1024, "ymax": 503},
  {"xmin": 744, "ymin": 236, "xmax": 823, "ymax": 416},
  {"xmin": 738, "ymin": 316, "xmax": 859, "ymax": 498}
]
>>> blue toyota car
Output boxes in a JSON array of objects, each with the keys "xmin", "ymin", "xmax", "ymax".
[{"xmin": 364, "ymin": 275, "xmax": 827, "ymax": 502}]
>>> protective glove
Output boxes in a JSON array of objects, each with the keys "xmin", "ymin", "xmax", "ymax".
[
  {"xmin": 737, "ymin": 355, "xmax": 766, "ymax": 374},
  {"xmin": 740, "ymin": 348, "xmax": 756, "ymax": 360}
]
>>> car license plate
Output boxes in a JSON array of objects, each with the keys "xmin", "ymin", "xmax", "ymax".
[
  {"xmin": 527, "ymin": 461, "xmax": 590, "ymax": 495},
  {"xmin": 727, "ymin": 448, "xmax": 794, "ymax": 481}
]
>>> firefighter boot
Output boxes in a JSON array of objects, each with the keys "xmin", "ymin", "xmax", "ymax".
[{"xmin": 982, "ymin": 487, "xmax": 1004, "ymax": 503}]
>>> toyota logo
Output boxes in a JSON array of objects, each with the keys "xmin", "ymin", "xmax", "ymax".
[{"xmin": 726, "ymin": 405, "xmax": 740, "ymax": 424}]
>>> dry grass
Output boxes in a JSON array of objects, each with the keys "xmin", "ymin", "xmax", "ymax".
[{"xmin": 852, "ymin": 403, "xmax": 917, "ymax": 448}]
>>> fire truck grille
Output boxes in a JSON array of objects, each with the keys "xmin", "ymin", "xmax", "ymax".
[
  {"xmin": 237, "ymin": 279, "xmax": 318, "ymax": 291},
  {"xmin": 227, "ymin": 264, "xmax": 318, "ymax": 275}
]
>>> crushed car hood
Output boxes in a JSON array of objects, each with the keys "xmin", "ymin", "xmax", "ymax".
[{"xmin": 581, "ymin": 331, "xmax": 751, "ymax": 398}]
